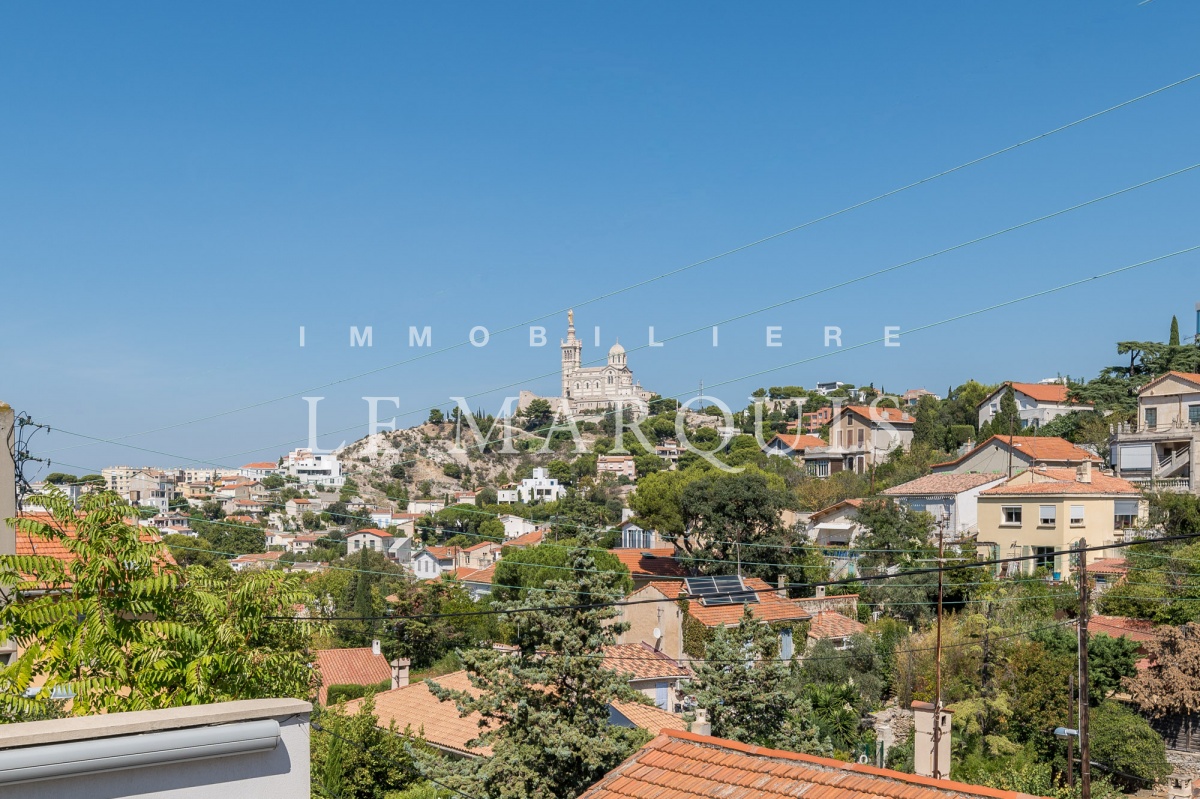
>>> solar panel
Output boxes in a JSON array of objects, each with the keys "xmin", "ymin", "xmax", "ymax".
[{"xmin": 685, "ymin": 575, "xmax": 760, "ymax": 606}]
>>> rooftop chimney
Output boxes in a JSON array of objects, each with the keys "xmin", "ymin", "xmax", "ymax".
[
  {"xmin": 912, "ymin": 701, "xmax": 952, "ymax": 780},
  {"xmin": 371, "ymin": 639, "xmax": 381, "ymax": 656},
  {"xmin": 777, "ymin": 574, "xmax": 787, "ymax": 598},
  {"xmin": 816, "ymin": 585, "xmax": 826, "ymax": 599},
  {"xmin": 691, "ymin": 707, "xmax": 711, "ymax": 736},
  {"xmin": 1077, "ymin": 460, "xmax": 1092, "ymax": 484},
  {"xmin": 391, "ymin": 657, "xmax": 411, "ymax": 690},
  {"xmin": 0, "ymin": 403, "xmax": 15, "ymax": 557}
]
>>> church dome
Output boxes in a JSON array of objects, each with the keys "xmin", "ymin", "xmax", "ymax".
[{"xmin": 608, "ymin": 341, "xmax": 625, "ymax": 356}]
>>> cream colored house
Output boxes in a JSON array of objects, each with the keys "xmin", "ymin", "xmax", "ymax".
[
  {"xmin": 1111, "ymin": 370, "xmax": 1200, "ymax": 494},
  {"xmin": 976, "ymin": 463, "xmax": 1145, "ymax": 577}
]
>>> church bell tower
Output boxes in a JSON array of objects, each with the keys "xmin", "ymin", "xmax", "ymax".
[{"xmin": 561, "ymin": 309, "xmax": 582, "ymax": 399}]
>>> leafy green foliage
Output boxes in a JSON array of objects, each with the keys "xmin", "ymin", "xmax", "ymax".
[
  {"xmin": 0, "ymin": 490, "xmax": 319, "ymax": 717},
  {"xmin": 491, "ymin": 543, "xmax": 631, "ymax": 601},
  {"xmin": 325, "ymin": 679, "xmax": 393, "ymax": 706},
  {"xmin": 311, "ymin": 698, "xmax": 423, "ymax": 799},
  {"xmin": 1089, "ymin": 700, "xmax": 1170, "ymax": 787}
]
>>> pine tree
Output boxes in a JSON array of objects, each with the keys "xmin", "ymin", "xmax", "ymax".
[
  {"xmin": 424, "ymin": 537, "xmax": 648, "ymax": 799},
  {"xmin": 689, "ymin": 608, "xmax": 830, "ymax": 755}
]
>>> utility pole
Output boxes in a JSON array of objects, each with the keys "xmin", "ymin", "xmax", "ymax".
[
  {"xmin": 1078, "ymin": 538, "xmax": 1091, "ymax": 799},
  {"xmin": 1067, "ymin": 673, "xmax": 1075, "ymax": 790},
  {"xmin": 932, "ymin": 519, "xmax": 946, "ymax": 780}
]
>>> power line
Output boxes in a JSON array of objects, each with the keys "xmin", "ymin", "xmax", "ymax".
[
  {"xmin": 42, "ymin": 70, "xmax": 1200, "ymax": 458},
  {"xmin": 40, "ymin": 241, "xmax": 1200, "ymax": 472}
]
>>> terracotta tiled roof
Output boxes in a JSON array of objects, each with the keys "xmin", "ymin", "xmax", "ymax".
[
  {"xmin": 608, "ymin": 549, "xmax": 688, "ymax": 579},
  {"xmin": 579, "ymin": 730, "xmax": 1040, "ymax": 799},
  {"xmin": 1085, "ymin": 558, "xmax": 1129, "ymax": 576},
  {"xmin": 314, "ymin": 647, "xmax": 393, "ymax": 704},
  {"xmin": 1139, "ymin": 371, "xmax": 1200, "ymax": 393},
  {"xmin": 769, "ymin": 434, "xmax": 828, "ymax": 451},
  {"xmin": 842, "ymin": 406, "xmax": 915, "ymax": 426},
  {"xmin": 424, "ymin": 545, "xmax": 460, "ymax": 560},
  {"xmin": 505, "ymin": 530, "xmax": 546, "ymax": 548},
  {"xmin": 443, "ymin": 566, "xmax": 480, "ymax": 580},
  {"xmin": 647, "ymin": 578, "xmax": 811, "ymax": 628},
  {"xmin": 980, "ymin": 467, "xmax": 1139, "ymax": 496},
  {"xmin": 230, "ymin": 551, "xmax": 283, "ymax": 563},
  {"xmin": 603, "ymin": 643, "xmax": 692, "ymax": 681},
  {"xmin": 462, "ymin": 563, "xmax": 497, "ymax": 584},
  {"xmin": 807, "ymin": 611, "xmax": 866, "ymax": 641},
  {"xmin": 882, "ymin": 473, "xmax": 1003, "ymax": 496},
  {"xmin": 354, "ymin": 528, "xmax": 394, "ymax": 539},
  {"xmin": 241, "ymin": 462, "xmax": 278, "ymax": 469},
  {"xmin": 357, "ymin": 671, "xmax": 685, "ymax": 758},
  {"xmin": 608, "ymin": 701, "xmax": 687, "ymax": 736},
  {"xmin": 808, "ymin": 498, "xmax": 864, "ymax": 522},
  {"xmin": 1090, "ymin": 615, "xmax": 1159, "ymax": 644},
  {"xmin": 14, "ymin": 512, "xmax": 175, "ymax": 587},
  {"xmin": 992, "ymin": 382, "xmax": 1074, "ymax": 404},
  {"xmin": 350, "ymin": 671, "xmax": 494, "ymax": 756},
  {"xmin": 933, "ymin": 436, "xmax": 1101, "ymax": 470},
  {"xmin": 465, "ymin": 541, "xmax": 498, "ymax": 553}
]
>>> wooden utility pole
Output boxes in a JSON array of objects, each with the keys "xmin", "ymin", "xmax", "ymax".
[
  {"xmin": 1078, "ymin": 538, "xmax": 1091, "ymax": 799},
  {"xmin": 932, "ymin": 520, "xmax": 946, "ymax": 780},
  {"xmin": 1067, "ymin": 673, "xmax": 1075, "ymax": 790}
]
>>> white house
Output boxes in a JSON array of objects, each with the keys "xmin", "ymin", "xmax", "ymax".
[
  {"xmin": 346, "ymin": 528, "xmax": 413, "ymax": 564},
  {"xmin": 512, "ymin": 467, "xmax": 566, "ymax": 504},
  {"xmin": 806, "ymin": 499, "xmax": 865, "ymax": 579},
  {"xmin": 498, "ymin": 514, "xmax": 540, "ymax": 539},
  {"xmin": 617, "ymin": 520, "xmax": 665, "ymax": 549},
  {"xmin": 407, "ymin": 498, "xmax": 446, "ymax": 515},
  {"xmin": 496, "ymin": 484, "xmax": 519, "ymax": 504},
  {"xmin": 282, "ymin": 449, "xmax": 345, "ymax": 487},
  {"xmin": 239, "ymin": 461, "xmax": 280, "ymax": 480},
  {"xmin": 880, "ymin": 473, "xmax": 1007, "ymax": 539},
  {"xmin": 977, "ymin": 381, "xmax": 1089, "ymax": 431},
  {"xmin": 410, "ymin": 545, "xmax": 459, "ymax": 580}
]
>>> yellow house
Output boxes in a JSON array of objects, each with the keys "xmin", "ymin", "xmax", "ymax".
[{"xmin": 976, "ymin": 462, "xmax": 1145, "ymax": 577}]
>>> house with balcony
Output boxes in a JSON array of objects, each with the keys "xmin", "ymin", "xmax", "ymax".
[
  {"xmin": 977, "ymin": 381, "xmax": 1090, "ymax": 431},
  {"xmin": 801, "ymin": 405, "xmax": 914, "ymax": 477},
  {"xmin": 976, "ymin": 462, "xmax": 1145, "ymax": 577},
  {"xmin": 1110, "ymin": 370, "xmax": 1200, "ymax": 494}
]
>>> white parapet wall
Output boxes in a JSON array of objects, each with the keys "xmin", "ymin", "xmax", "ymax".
[{"xmin": 0, "ymin": 698, "xmax": 311, "ymax": 799}]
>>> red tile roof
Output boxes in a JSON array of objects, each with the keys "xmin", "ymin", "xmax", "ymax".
[
  {"xmin": 1090, "ymin": 615, "xmax": 1159, "ymax": 644},
  {"xmin": 769, "ymin": 434, "xmax": 828, "ymax": 451},
  {"xmin": 423, "ymin": 545, "xmax": 460, "ymax": 560},
  {"xmin": 603, "ymin": 643, "xmax": 692, "ymax": 681},
  {"xmin": 993, "ymin": 382, "xmax": 1074, "ymax": 404},
  {"xmin": 241, "ymin": 462, "xmax": 278, "ymax": 469},
  {"xmin": 579, "ymin": 730, "xmax": 1039, "ymax": 799},
  {"xmin": 505, "ymin": 530, "xmax": 546, "ymax": 548},
  {"xmin": 354, "ymin": 528, "xmax": 394, "ymax": 539},
  {"xmin": 933, "ymin": 435, "xmax": 1102, "ymax": 470},
  {"xmin": 14, "ymin": 512, "xmax": 175, "ymax": 587},
  {"xmin": 461, "ymin": 563, "xmax": 497, "ymax": 585},
  {"xmin": 315, "ymin": 647, "xmax": 393, "ymax": 704},
  {"xmin": 1086, "ymin": 558, "xmax": 1129, "ymax": 576},
  {"xmin": 647, "ymin": 578, "xmax": 811, "ymax": 628},
  {"xmin": 608, "ymin": 549, "xmax": 688, "ymax": 579},
  {"xmin": 1139, "ymin": 371, "xmax": 1200, "ymax": 393},
  {"xmin": 843, "ymin": 406, "xmax": 915, "ymax": 425},
  {"xmin": 808, "ymin": 498, "xmax": 864, "ymax": 522},
  {"xmin": 980, "ymin": 467, "xmax": 1139, "ymax": 496},
  {"xmin": 807, "ymin": 611, "xmax": 867, "ymax": 641},
  {"xmin": 882, "ymin": 473, "xmax": 1003, "ymax": 496}
]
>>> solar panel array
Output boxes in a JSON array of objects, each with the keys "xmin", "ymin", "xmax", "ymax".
[{"xmin": 685, "ymin": 575, "xmax": 760, "ymax": 606}]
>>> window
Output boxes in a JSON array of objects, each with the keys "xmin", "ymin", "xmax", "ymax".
[
  {"xmin": 857, "ymin": 428, "xmax": 865, "ymax": 446},
  {"xmin": 1190, "ymin": 405, "xmax": 1200, "ymax": 424},
  {"xmin": 1070, "ymin": 505, "xmax": 1085, "ymax": 526},
  {"xmin": 1039, "ymin": 505, "xmax": 1057, "ymax": 526},
  {"xmin": 1002, "ymin": 506, "xmax": 1022, "ymax": 525},
  {"xmin": 1033, "ymin": 546, "xmax": 1055, "ymax": 572},
  {"xmin": 1145, "ymin": 408, "xmax": 1157, "ymax": 429},
  {"xmin": 1115, "ymin": 499, "xmax": 1139, "ymax": 529},
  {"xmin": 780, "ymin": 628, "xmax": 794, "ymax": 660}
]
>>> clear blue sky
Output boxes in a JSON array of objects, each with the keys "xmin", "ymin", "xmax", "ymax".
[{"xmin": 3, "ymin": 2, "xmax": 1199, "ymax": 472}]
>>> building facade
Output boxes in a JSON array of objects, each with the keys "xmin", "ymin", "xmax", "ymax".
[
  {"xmin": 1110, "ymin": 370, "xmax": 1200, "ymax": 494},
  {"xmin": 561, "ymin": 310, "xmax": 654, "ymax": 414}
]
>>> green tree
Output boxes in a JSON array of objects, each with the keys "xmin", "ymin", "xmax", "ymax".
[
  {"xmin": 311, "ymin": 698, "xmax": 422, "ymax": 799},
  {"xmin": 689, "ymin": 608, "xmax": 829, "ymax": 755},
  {"xmin": 627, "ymin": 469, "xmax": 703, "ymax": 539},
  {"xmin": 0, "ymin": 491, "xmax": 318, "ymax": 717},
  {"xmin": 491, "ymin": 543, "xmax": 631, "ymax": 601},
  {"xmin": 427, "ymin": 408, "xmax": 444, "ymax": 425},
  {"xmin": 425, "ymin": 538, "xmax": 649, "ymax": 799},
  {"xmin": 854, "ymin": 498, "xmax": 934, "ymax": 569},
  {"xmin": 1170, "ymin": 315, "xmax": 1181, "ymax": 346},
  {"xmin": 1090, "ymin": 700, "xmax": 1171, "ymax": 787},
  {"xmin": 522, "ymin": 398, "xmax": 554, "ymax": 432},
  {"xmin": 678, "ymin": 469, "xmax": 791, "ymax": 580}
]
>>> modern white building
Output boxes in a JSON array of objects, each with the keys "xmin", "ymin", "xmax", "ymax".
[
  {"xmin": 510, "ymin": 467, "xmax": 566, "ymax": 504},
  {"xmin": 498, "ymin": 514, "xmax": 540, "ymax": 539},
  {"xmin": 281, "ymin": 449, "xmax": 344, "ymax": 487},
  {"xmin": 346, "ymin": 528, "xmax": 413, "ymax": 564}
]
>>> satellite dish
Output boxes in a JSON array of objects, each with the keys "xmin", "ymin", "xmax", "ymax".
[{"xmin": 652, "ymin": 627, "xmax": 662, "ymax": 640}]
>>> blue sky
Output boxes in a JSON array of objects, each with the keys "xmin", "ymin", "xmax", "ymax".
[{"xmin": 3, "ymin": 2, "xmax": 1199, "ymax": 472}]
